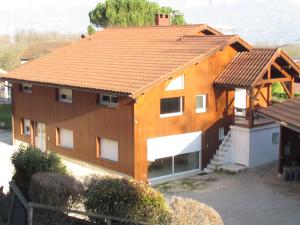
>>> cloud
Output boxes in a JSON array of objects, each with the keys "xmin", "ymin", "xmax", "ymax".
[{"xmin": 155, "ymin": 0, "xmax": 240, "ymax": 9}]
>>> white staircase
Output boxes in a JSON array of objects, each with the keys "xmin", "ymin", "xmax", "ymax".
[{"xmin": 204, "ymin": 131, "xmax": 232, "ymax": 173}]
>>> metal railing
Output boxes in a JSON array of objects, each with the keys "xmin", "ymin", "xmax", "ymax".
[{"xmin": 8, "ymin": 181, "xmax": 150, "ymax": 225}]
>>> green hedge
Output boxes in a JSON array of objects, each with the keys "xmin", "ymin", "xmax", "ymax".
[
  {"xmin": 11, "ymin": 145, "xmax": 67, "ymax": 197},
  {"xmin": 84, "ymin": 177, "xmax": 171, "ymax": 225}
]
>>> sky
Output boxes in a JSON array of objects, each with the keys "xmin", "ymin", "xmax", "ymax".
[{"xmin": 0, "ymin": 0, "xmax": 300, "ymax": 45}]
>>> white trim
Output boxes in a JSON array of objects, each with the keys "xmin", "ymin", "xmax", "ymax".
[{"xmin": 58, "ymin": 88, "xmax": 72, "ymax": 103}]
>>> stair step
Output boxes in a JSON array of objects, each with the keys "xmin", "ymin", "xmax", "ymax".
[
  {"xmin": 210, "ymin": 158, "xmax": 223, "ymax": 166},
  {"xmin": 204, "ymin": 168, "xmax": 213, "ymax": 173},
  {"xmin": 213, "ymin": 154, "xmax": 224, "ymax": 160},
  {"xmin": 216, "ymin": 150, "xmax": 227, "ymax": 156},
  {"xmin": 207, "ymin": 163, "xmax": 217, "ymax": 170}
]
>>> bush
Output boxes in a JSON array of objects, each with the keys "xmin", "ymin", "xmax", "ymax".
[
  {"xmin": 11, "ymin": 145, "xmax": 67, "ymax": 196},
  {"xmin": 84, "ymin": 177, "xmax": 171, "ymax": 225},
  {"xmin": 29, "ymin": 173, "xmax": 84, "ymax": 225},
  {"xmin": 169, "ymin": 197, "xmax": 223, "ymax": 225}
]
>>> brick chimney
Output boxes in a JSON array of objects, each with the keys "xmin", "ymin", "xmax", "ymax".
[{"xmin": 155, "ymin": 13, "xmax": 170, "ymax": 26}]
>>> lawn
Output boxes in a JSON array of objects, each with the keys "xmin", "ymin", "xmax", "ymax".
[{"xmin": 0, "ymin": 104, "xmax": 12, "ymax": 129}]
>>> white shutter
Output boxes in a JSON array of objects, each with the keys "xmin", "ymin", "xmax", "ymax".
[
  {"xmin": 147, "ymin": 131, "xmax": 202, "ymax": 161},
  {"xmin": 101, "ymin": 138, "xmax": 119, "ymax": 162},
  {"xmin": 60, "ymin": 129, "xmax": 74, "ymax": 149}
]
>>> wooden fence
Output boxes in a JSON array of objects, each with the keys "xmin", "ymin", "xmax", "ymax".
[{"xmin": 8, "ymin": 181, "xmax": 150, "ymax": 225}]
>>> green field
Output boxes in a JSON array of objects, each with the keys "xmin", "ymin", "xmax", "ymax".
[{"xmin": 0, "ymin": 104, "xmax": 12, "ymax": 129}]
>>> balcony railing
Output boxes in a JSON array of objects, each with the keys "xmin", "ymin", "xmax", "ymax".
[{"xmin": 233, "ymin": 107, "xmax": 272, "ymax": 127}]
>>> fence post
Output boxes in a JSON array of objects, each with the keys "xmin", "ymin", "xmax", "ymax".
[
  {"xmin": 7, "ymin": 192, "xmax": 15, "ymax": 224},
  {"xmin": 27, "ymin": 206, "xmax": 33, "ymax": 225}
]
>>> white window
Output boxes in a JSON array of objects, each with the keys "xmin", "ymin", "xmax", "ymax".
[
  {"xmin": 219, "ymin": 127, "xmax": 225, "ymax": 140},
  {"xmin": 99, "ymin": 94, "xmax": 118, "ymax": 107},
  {"xmin": 100, "ymin": 138, "xmax": 119, "ymax": 162},
  {"xmin": 160, "ymin": 97, "xmax": 183, "ymax": 117},
  {"xmin": 58, "ymin": 88, "xmax": 72, "ymax": 103},
  {"xmin": 21, "ymin": 83, "xmax": 32, "ymax": 93},
  {"xmin": 165, "ymin": 75, "xmax": 184, "ymax": 91},
  {"xmin": 23, "ymin": 119, "xmax": 31, "ymax": 135},
  {"xmin": 58, "ymin": 128, "xmax": 74, "ymax": 149},
  {"xmin": 196, "ymin": 94, "xmax": 207, "ymax": 113}
]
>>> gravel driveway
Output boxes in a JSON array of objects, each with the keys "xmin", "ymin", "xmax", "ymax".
[
  {"xmin": 0, "ymin": 129, "xmax": 15, "ymax": 193},
  {"xmin": 157, "ymin": 164, "xmax": 300, "ymax": 225}
]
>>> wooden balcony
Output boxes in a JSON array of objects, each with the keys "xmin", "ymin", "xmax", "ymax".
[{"xmin": 233, "ymin": 107, "xmax": 273, "ymax": 128}]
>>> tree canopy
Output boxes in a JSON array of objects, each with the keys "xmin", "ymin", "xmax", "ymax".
[{"xmin": 88, "ymin": 0, "xmax": 186, "ymax": 28}]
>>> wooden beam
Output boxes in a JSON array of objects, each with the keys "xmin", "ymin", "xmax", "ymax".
[
  {"xmin": 248, "ymin": 88, "xmax": 254, "ymax": 128},
  {"xmin": 259, "ymin": 90, "xmax": 268, "ymax": 105},
  {"xmin": 281, "ymin": 82, "xmax": 292, "ymax": 99},
  {"xmin": 291, "ymin": 77, "xmax": 294, "ymax": 98},
  {"xmin": 254, "ymin": 84, "xmax": 265, "ymax": 98},
  {"xmin": 267, "ymin": 85, "xmax": 271, "ymax": 106},
  {"xmin": 267, "ymin": 65, "xmax": 271, "ymax": 80},
  {"xmin": 260, "ymin": 77, "xmax": 291, "ymax": 84},
  {"xmin": 272, "ymin": 62, "xmax": 292, "ymax": 79}
]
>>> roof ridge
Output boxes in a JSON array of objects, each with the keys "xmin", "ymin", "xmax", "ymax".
[{"xmin": 105, "ymin": 24, "xmax": 205, "ymax": 29}]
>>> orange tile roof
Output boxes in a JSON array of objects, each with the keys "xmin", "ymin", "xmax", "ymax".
[
  {"xmin": 2, "ymin": 25, "xmax": 249, "ymax": 97},
  {"xmin": 21, "ymin": 42, "xmax": 70, "ymax": 60},
  {"xmin": 214, "ymin": 48, "xmax": 278, "ymax": 88}
]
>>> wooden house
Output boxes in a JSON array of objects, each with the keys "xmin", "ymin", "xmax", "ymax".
[{"xmin": 1, "ymin": 14, "xmax": 300, "ymax": 183}]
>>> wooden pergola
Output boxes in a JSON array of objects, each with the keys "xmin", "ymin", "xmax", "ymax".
[{"xmin": 214, "ymin": 48, "xmax": 300, "ymax": 128}]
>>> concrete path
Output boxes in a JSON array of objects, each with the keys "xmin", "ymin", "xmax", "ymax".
[
  {"xmin": 0, "ymin": 129, "xmax": 15, "ymax": 193},
  {"xmin": 159, "ymin": 164, "xmax": 300, "ymax": 225}
]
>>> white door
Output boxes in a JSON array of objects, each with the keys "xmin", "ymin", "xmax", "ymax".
[
  {"xmin": 35, "ymin": 123, "xmax": 46, "ymax": 152},
  {"xmin": 234, "ymin": 88, "xmax": 247, "ymax": 117}
]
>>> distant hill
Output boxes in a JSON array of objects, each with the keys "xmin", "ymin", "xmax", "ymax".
[{"xmin": 282, "ymin": 44, "xmax": 300, "ymax": 60}]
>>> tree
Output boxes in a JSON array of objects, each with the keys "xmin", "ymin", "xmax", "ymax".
[
  {"xmin": 87, "ymin": 24, "xmax": 96, "ymax": 35},
  {"xmin": 88, "ymin": 0, "xmax": 186, "ymax": 28}
]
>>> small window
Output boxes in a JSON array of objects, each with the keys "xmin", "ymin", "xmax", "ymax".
[
  {"xmin": 58, "ymin": 88, "xmax": 72, "ymax": 103},
  {"xmin": 272, "ymin": 132, "xmax": 279, "ymax": 144},
  {"xmin": 98, "ymin": 138, "xmax": 119, "ymax": 162},
  {"xmin": 56, "ymin": 128, "xmax": 74, "ymax": 149},
  {"xmin": 165, "ymin": 75, "xmax": 184, "ymax": 91},
  {"xmin": 219, "ymin": 127, "xmax": 225, "ymax": 141},
  {"xmin": 22, "ymin": 119, "xmax": 31, "ymax": 135},
  {"xmin": 165, "ymin": 15, "xmax": 169, "ymax": 19},
  {"xmin": 21, "ymin": 83, "xmax": 32, "ymax": 93},
  {"xmin": 99, "ymin": 94, "xmax": 118, "ymax": 107},
  {"xmin": 196, "ymin": 94, "xmax": 207, "ymax": 113},
  {"xmin": 160, "ymin": 14, "xmax": 163, "ymax": 18},
  {"xmin": 160, "ymin": 97, "xmax": 183, "ymax": 117}
]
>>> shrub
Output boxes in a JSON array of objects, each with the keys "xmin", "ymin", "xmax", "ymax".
[
  {"xmin": 84, "ymin": 177, "xmax": 171, "ymax": 225},
  {"xmin": 29, "ymin": 173, "xmax": 84, "ymax": 225},
  {"xmin": 169, "ymin": 197, "xmax": 223, "ymax": 225},
  {"xmin": 11, "ymin": 145, "xmax": 67, "ymax": 196}
]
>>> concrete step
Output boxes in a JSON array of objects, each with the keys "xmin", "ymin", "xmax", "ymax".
[
  {"xmin": 216, "ymin": 150, "xmax": 227, "ymax": 156},
  {"xmin": 204, "ymin": 168, "xmax": 213, "ymax": 173},
  {"xmin": 207, "ymin": 163, "xmax": 217, "ymax": 171},
  {"xmin": 210, "ymin": 158, "xmax": 223, "ymax": 166},
  {"xmin": 213, "ymin": 154, "xmax": 225, "ymax": 161},
  {"xmin": 218, "ymin": 163, "xmax": 247, "ymax": 174}
]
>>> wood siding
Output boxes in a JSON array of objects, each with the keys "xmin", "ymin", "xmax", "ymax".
[
  {"xmin": 12, "ymin": 85, "xmax": 135, "ymax": 176},
  {"xmin": 133, "ymin": 46, "xmax": 238, "ymax": 181}
]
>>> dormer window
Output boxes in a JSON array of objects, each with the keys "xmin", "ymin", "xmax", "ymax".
[
  {"xmin": 99, "ymin": 94, "xmax": 118, "ymax": 107},
  {"xmin": 21, "ymin": 83, "xmax": 32, "ymax": 93},
  {"xmin": 58, "ymin": 88, "xmax": 72, "ymax": 103}
]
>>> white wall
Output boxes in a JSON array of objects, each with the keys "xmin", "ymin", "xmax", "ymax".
[{"xmin": 230, "ymin": 123, "xmax": 280, "ymax": 167}]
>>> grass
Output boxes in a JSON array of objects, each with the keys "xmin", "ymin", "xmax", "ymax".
[{"xmin": 0, "ymin": 104, "xmax": 12, "ymax": 129}]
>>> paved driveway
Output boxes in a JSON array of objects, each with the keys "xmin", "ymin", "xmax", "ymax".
[
  {"xmin": 157, "ymin": 164, "xmax": 300, "ymax": 225},
  {"xmin": 0, "ymin": 129, "xmax": 15, "ymax": 193}
]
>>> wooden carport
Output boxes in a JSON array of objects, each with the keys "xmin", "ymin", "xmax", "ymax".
[
  {"xmin": 214, "ymin": 48, "xmax": 300, "ymax": 127},
  {"xmin": 258, "ymin": 98, "xmax": 300, "ymax": 174}
]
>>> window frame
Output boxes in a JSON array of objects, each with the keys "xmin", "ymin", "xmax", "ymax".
[
  {"xmin": 56, "ymin": 128, "xmax": 74, "ymax": 149},
  {"xmin": 165, "ymin": 75, "xmax": 184, "ymax": 91},
  {"xmin": 58, "ymin": 88, "xmax": 73, "ymax": 103},
  {"xmin": 195, "ymin": 94, "xmax": 207, "ymax": 113},
  {"xmin": 98, "ymin": 94, "xmax": 118, "ymax": 108},
  {"xmin": 21, "ymin": 119, "xmax": 31, "ymax": 136},
  {"xmin": 96, "ymin": 137, "xmax": 119, "ymax": 162},
  {"xmin": 160, "ymin": 96, "xmax": 183, "ymax": 118},
  {"xmin": 21, "ymin": 83, "xmax": 32, "ymax": 93}
]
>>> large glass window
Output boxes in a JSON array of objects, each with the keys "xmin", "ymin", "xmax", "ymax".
[
  {"xmin": 174, "ymin": 152, "xmax": 199, "ymax": 173},
  {"xmin": 160, "ymin": 97, "xmax": 183, "ymax": 117},
  {"xmin": 148, "ymin": 157, "xmax": 172, "ymax": 179}
]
